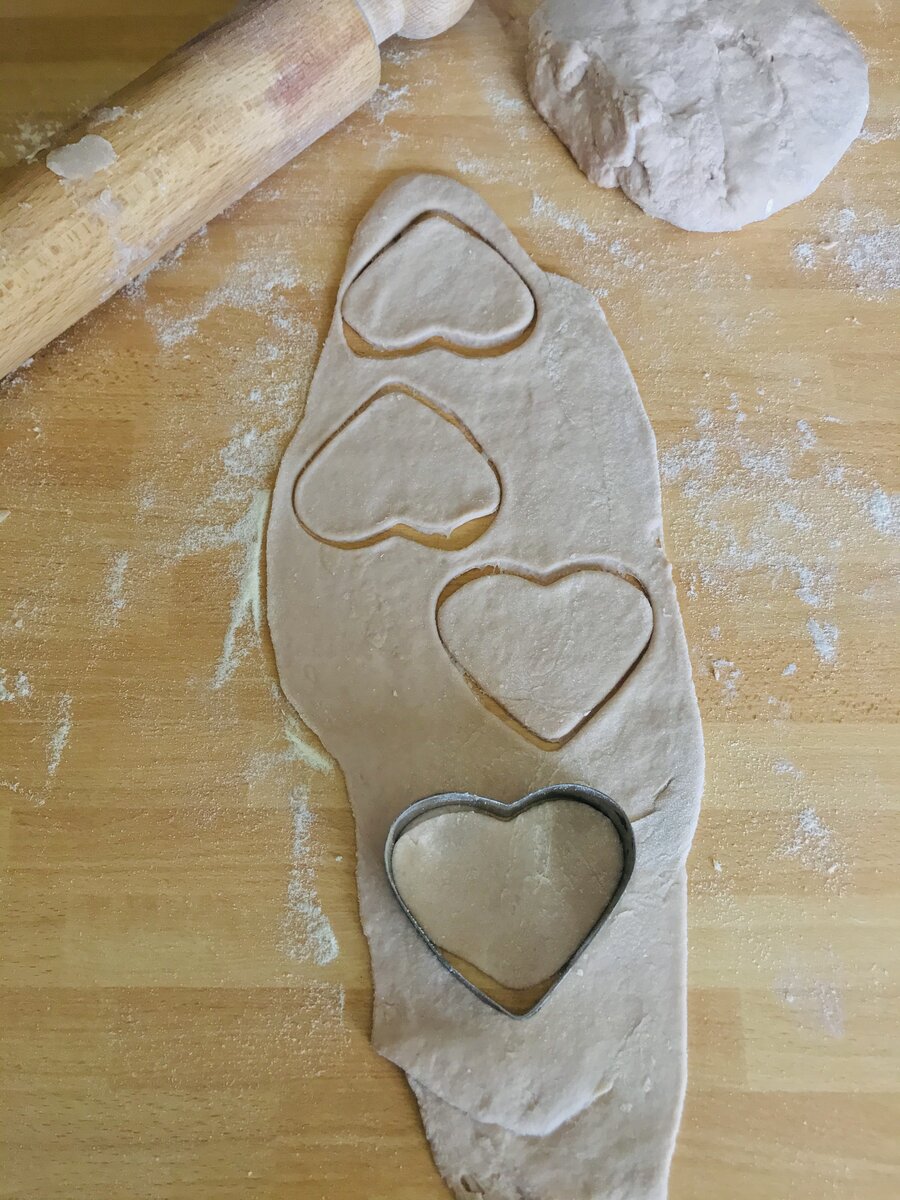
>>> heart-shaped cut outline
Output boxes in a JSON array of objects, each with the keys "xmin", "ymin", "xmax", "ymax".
[
  {"xmin": 341, "ymin": 211, "xmax": 538, "ymax": 360},
  {"xmin": 292, "ymin": 385, "xmax": 502, "ymax": 551},
  {"xmin": 435, "ymin": 563, "xmax": 654, "ymax": 750},
  {"xmin": 384, "ymin": 783, "xmax": 635, "ymax": 1018}
]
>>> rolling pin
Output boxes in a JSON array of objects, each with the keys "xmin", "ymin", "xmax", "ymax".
[{"xmin": 0, "ymin": 0, "xmax": 473, "ymax": 379}]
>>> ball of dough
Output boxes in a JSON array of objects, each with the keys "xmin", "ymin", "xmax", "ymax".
[{"xmin": 527, "ymin": 0, "xmax": 869, "ymax": 232}]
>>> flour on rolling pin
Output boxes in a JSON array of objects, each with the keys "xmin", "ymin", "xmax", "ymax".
[{"xmin": 45, "ymin": 134, "xmax": 117, "ymax": 181}]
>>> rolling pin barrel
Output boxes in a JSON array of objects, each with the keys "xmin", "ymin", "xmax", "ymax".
[{"xmin": 0, "ymin": 0, "xmax": 472, "ymax": 379}]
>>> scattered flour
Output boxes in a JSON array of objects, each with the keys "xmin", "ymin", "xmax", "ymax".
[
  {"xmin": 245, "ymin": 694, "xmax": 332, "ymax": 780},
  {"xmin": 373, "ymin": 127, "xmax": 409, "ymax": 168},
  {"xmin": 455, "ymin": 153, "xmax": 506, "ymax": 185},
  {"xmin": 216, "ymin": 424, "xmax": 292, "ymax": 503},
  {"xmin": 660, "ymin": 402, "xmax": 893, "ymax": 666},
  {"xmin": 367, "ymin": 83, "xmax": 411, "ymax": 125},
  {"xmin": 776, "ymin": 964, "xmax": 845, "ymax": 1039},
  {"xmin": 796, "ymin": 419, "xmax": 817, "ymax": 450},
  {"xmin": 123, "ymin": 227, "xmax": 207, "ymax": 302},
  {"xmin": 145, "ymin": 255, "xmax": 301, "ymax": 349},
  {"xmin": 793, "ymin": 242, "xmax": 817, "ymax": 269},
  {"xmin": 179, "ymin": 490, "xmax": 269, "ymax": 692},
  {"xmin": 381, "ymin": 42, "xmax": 427, "ymax": 67},
  {"xmin": 480, "ymin": 83, "xmax": 532, "ymax": 141},
  {"xmin": 0, "ymin": 670, "xmax": 31, "ymax": 702},
  {"xmin": 483, "ymin": 88, "xmax": 531, "ymax": 117},
  {"xmin": 859, "ymin": 114, "xmax": 900, "ymax": 144},
  {"xmin": 711, "ymin": 658, "xmax": 742, "ymax": 703},
  {"xmin": 866, "ymin": 487, "xmax": 900, "ymax": 538},
  {"xmin": 3, "ymin": 115, "xmax": 69, "ymax": 165},
  {"xmin": 134, "ymin": 244, "xmax": 319, "ymax": 696},
  {"xmin": 46, "ymin": 694, "xmax": 73, "ymax": 777},
  {"xmin": 100, "ymin": 550, "xmax": 129, "ymax": 625},
  {"xmin": 792, "ymin": 206, "xmax": 900, "ymax": 298},
  {"xmin": 90, "ymin": 106, "xmax": 126, "ymax": 128},
  {"xmin": 531, "ymin": 193, "xmax": 600, "ymax": 244},
  {"xmin": 163, "ymin": 352, "xmax": 316, "ymax": 692},
  {"xmin": 781, "ymin": 806, "xmax": 844, "ymax": 880},
  {"xmin": 282, "ymin": 786, "xmax": 340, "ymax": 966},
  {"xmin": 806, "ymin": 618, "xmax": 839, "ymax": 665}
]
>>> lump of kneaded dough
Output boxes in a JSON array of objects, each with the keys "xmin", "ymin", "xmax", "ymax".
[{"xmin": 527, "ymin": 0, "xmax": 869, "ymax": 232}]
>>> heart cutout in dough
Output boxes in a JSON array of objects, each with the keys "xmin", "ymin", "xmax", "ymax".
[
  {"xmin": 436, "ymin": 564, "xmax": 653, "ymax": 749},
  {"xmin": 342, "ymin": 214, "xmax": 536, "ymax": 355},
  {"xmin": 293, "ymin": 387, "xmax": 501, "ymax": 550},
  {"xmin": 385, "ymin": 784, "xmax": 635, "ymax": 1018}
]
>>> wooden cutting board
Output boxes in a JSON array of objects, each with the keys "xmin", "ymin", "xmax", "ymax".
[{"xmin": 1, "ymin": 2, "xmax": 897, "ymax": 1197}]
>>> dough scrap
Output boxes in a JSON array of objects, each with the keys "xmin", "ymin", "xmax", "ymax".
[
  {"xmin": 267, "ymin": 174, "xmax": 704, "ymax": 1192},
  {"xmin": 527, "ymin": 0, "xmax": 869, "ymax": 232},
  {"xmin": 437, "ymin": 566, "xmax": 653, "ymax": 745},
  {"xmin": 342, "ymin": 215, "xmax": 535, "ymax": 351},
  {"xmin": 391, "ymin": 798, "xmax": 625, "ymax": 990},
  {"xmin": 293, "ymin": 389, "xmax": 500, "ymax": 546},
  {"xmin": 409, "ymin": 874, "xmax": 685, "ymax": 1200},
  {"xmin": 45, "ymin": 134, "xmax": 117, "ymax": 181}
]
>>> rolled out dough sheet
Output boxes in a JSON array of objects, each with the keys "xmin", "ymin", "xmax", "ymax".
[{"xmin": 267, "ymin": 173, "xmax": 704, "ymax": 1195}]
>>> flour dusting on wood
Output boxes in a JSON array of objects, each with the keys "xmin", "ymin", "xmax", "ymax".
[
  {"xmin": 46, "ymin": 694, "xmax": 73, "ymax": 779},
  {"xmin": 282, "ymin": 785, "xmax": 340, "ymax": 966},
  {"xmin": 0, "ymin": 669, "xmax": 31, "ymax": 702}
]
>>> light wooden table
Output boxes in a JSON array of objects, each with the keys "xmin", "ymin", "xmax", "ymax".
[{"xmin": 1, "ymin": 3, "xmax": 897, "ymax": 1197}]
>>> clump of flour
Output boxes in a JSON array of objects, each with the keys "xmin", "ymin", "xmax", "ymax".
[{"xmin": 0, "ymin": 670, "xmax": 31, "ymax": 702}]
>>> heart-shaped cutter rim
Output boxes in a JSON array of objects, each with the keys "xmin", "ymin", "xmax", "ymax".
[{"xmin": 384, "ymin": 783, "xmax": 636, "ymax": 1019}]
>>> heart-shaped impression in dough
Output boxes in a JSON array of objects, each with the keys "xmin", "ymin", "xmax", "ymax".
[
  {"xmin": 342, "ymin": 214, "xmax": 535, "ymax": 355},
  {"xmin": 385, "ymin": 784, "xmax": 635, "ymax": 1017},
  {"xmin": 436, "ymin": 564, "xmax": 654, "ymax": 749},
  {"xmin": 293, "ymin": 387, "xmax": 501, "ymax": 550}
]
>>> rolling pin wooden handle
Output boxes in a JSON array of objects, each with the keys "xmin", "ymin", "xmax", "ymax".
[{"xmin": 0, "ymin": 0, "xmax": 472, "ymax": 380}]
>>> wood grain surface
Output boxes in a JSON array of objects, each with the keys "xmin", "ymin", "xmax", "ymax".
[{"xmin": 1, "ymin": 2, "xmax": 897, "ymax": 1198}]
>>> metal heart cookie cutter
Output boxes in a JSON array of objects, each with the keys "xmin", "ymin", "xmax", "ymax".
[{"xmin": 384, "ymin": 783, "xmax": 636, "ymax": 1019}]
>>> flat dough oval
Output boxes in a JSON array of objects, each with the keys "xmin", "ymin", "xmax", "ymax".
[
  {"xmin": 342, "ymin": 216, "xmax": 535, "ymax": 352},
  {"xmin": 294, "ymin": 390, "xmax": 500, "ymax": 546},
  {"xmin": 391, "ymin": 799, "xmax": 624, "ymax": 990}
]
